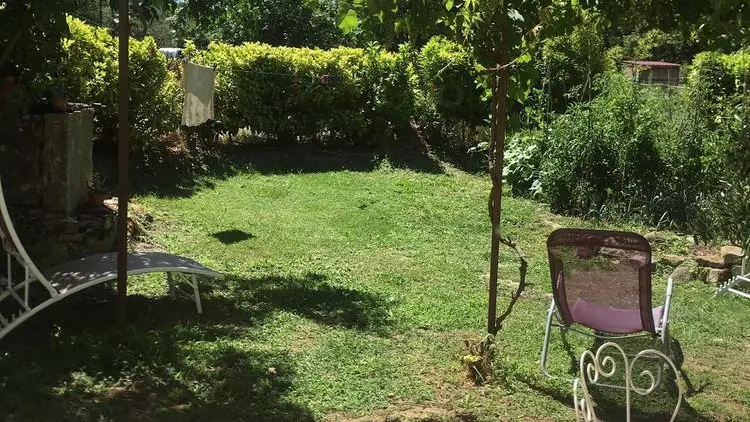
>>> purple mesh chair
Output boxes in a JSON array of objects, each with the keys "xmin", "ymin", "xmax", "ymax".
[{"xmin": 540, "ymin": 228, "xmax": 675, "ymax": 378}]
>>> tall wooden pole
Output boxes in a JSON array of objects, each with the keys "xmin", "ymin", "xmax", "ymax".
[
  {"xmin": 487, "ymin": 39, "xmax": 510, "ymax": 335},
  {"xmin": 117, "ymin": 0, "xmax": 130, "ymax": 324}
]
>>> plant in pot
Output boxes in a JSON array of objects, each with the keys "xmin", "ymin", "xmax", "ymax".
[{"xmin": 87, "ymin": 173, "xmax": 109, "ymax": 207}]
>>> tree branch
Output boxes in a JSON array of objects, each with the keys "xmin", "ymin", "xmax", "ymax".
[{"xmin": 494, "ymin": 236, "xmax": 529, "ymax": 331}]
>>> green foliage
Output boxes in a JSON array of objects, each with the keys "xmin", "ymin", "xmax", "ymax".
[
  {"xmin": 0, "ymin": 0, "xmax": 74, "ymax": 105},
  {"xmin": 591, "ymin": 0, "xmax": 750, "ymax": 53},
  {"xmin": 688, "ymin": 50, "xmax": 750, "ymax": 177},
  {"xmin": 622, "ymin": 29, "xmax": 695, "ymax": 64},
  {"xmin": 690, "ymin": 180, "xmax": 750, "ymax": 248},
  {"xmin": 536, "ymin": 20, "xmax": 606, "ymax": 113},
  {"xmin": 173, "ymin": 0, "xmax": 347, "ymax": 49},
  {"xmin": 192, "ymin": 41, "xmax": 411, "ymax": 146},
  {"xmin": 503, "ymin": 130, "xmax": 543, "ymax": 197},
  {"xmin": 409, "ymin": 36, "xmax": 487, "ymax": 153},
  {"xmin": 537, "ymin": 73, "xmax": 709, "ymax": 227},
  {"xmin": 62, "ymin": 17, "xmax": 182, "ymax": 151}
]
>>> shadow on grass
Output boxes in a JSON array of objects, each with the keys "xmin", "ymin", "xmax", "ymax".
[
  {"xmin": 105, "ymin": 144, "xmax": 446, "ymax": 199},
  {"xmin": 244, "ymin": 273, "xmax": 393, "ymax": 333},
  {"xmin": 520, "ymin": 335, "xmax": 712, "ymax": 422},
  {"xmin": 212, "ymin": 229, "xmax": 255, "ymax": 245},
  {"xmin": 0, "ymin": 272, "xmax": 391, "ymax": 420},
  {"xmin": 0, "ymin": 295, "xmax": 313, "ymax": 421}
]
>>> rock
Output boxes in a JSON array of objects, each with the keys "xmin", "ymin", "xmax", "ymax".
[
  {"xmin": 600, "ymin": 247, "xmax": 627, "ymax": 258},
  {"xmin": 695, "ymin": 255, "xmax": 727, "ymax": 269},
  {"xmin": 693, "ymin": 267, "xmax": 709, "ymax": 282},
  {"xmin": 644, "ymin": 231, "xmax": 673, "ymax": 242},
  {"xmin": 661, "ymin": 254, "xmax": 687, "ymax": 266},
  {"xmin": 669, "ymin": 265, "xmax": 693, "ymax": 283},
  {"xmin": 706, "ymin": 268, "xmax": 732, "ymax": 285},
  {"xmin": 721, "ymin": 245, "xmax": 744, "ymax": 266}
]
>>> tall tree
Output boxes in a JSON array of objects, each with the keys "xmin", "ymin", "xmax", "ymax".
[
  {"xmin": 172, "ymin": 0, "xmax": 346, "ymax": 48},
  {"xmin": 342, "ymin": 0, "xmax": 578, "ymax": 334},
  {"xmin": 589, "ymin": 0, "xmax": 750, "ymax": 52}
]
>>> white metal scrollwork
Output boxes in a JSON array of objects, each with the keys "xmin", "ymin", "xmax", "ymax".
[{"xmin": 573, "ymin": 342, "xmax": 683, "ymax": 422}]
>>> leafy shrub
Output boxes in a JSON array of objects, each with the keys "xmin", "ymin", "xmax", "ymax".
[
  {"xmin": 192, "ymin": 41, "xmax": 412, "ymax": 147},
  {"xmin": 539, "ymin": 73, "xmax": 709, "ymax": 226},
  {"xmin": 503, "ymin": 130, "xmax": 544, "ymax": 197},
  {"xmin": 688, "ymin": 50, "xmax": 750, "ymax": 178},
  {"xmin": 63, "ymin": 17, "xmax": 182, "ymax": 152},
  {"xmin": 622, "ymin": 29, "xmax": 695, "ymax": 64},
  {"xmin": 536, "ymin": 23, "xmax": 606, "ymax": 113},
  {"xmin": 410, "ymin": 37, "xmax": 487, "ymax": 154},
  {"xmin": 690, "ymin": 180, "xmax": 750, "ymax": 248}
]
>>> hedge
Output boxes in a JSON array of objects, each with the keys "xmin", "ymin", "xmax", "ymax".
[
  {"xmin": 57, "ymin": 19, "xmax": 484, "ymax": 151},
  {"xmin": 63, "ymin": 17, "xmax": 182, "ymax": 152},
  {"xmin": 190, "ymin": 42, "xmax": 412, "ymax": 146}
]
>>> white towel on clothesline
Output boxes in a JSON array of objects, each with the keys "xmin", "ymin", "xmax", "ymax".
[{"xmin": 182, "ymin": 62, "xmax": 216, "ymax": 127}]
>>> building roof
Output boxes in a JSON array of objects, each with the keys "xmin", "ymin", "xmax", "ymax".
[{"xmin": 622, "ymin": 60, "xmax": 681, "ymax": 68}]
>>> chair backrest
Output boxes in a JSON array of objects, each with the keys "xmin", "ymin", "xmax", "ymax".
[
  {"xmin": 547, "ymin": 228, "xmax": 656, "ymax": 334},
  {"xmin": 0, "ymin": 178, "xmax": 56, "ymax": 294}
]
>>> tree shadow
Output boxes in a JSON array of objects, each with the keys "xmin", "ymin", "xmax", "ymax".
[
  {"xmin": 0, "ymin": 271, "xmax": 392, "ymax": 420},
  {"xmin": 212, "ymin": 229, "xmax": 255, "ymax": 245},
  {"xmin": 98, "ymin": 144, "xmax": 446, "ymax": 199},
  {"xmin": 236, "ymin": 272, "xmax": 393, "ymax": 333},
  {"xmin": 0, "ymin": 293, "xmax": 314, "ymax": 422}
]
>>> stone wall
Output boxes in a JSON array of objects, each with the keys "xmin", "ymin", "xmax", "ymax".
[
  {"xmin": 0, "ymin": 107, "xmax": 115, "ymax": 268},
  {"xmin": 0, "ymin": 109, "xmax": 93, "ymax": 214}
]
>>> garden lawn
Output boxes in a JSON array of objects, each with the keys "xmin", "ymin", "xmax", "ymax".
[{"xmin": 0, "ymin": 151, "xmax": 748, "ymax": 421}]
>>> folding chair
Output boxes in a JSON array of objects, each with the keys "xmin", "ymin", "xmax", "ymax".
[{"xmin": 540, "ymin": 228, "xmax": 675, "ymax": 379}]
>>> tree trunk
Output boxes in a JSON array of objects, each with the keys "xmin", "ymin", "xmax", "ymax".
[
  {"xmin": 116, "ymin": 0, "xmax": 131, "ymax": 325},
  {"xmin": 486, "ymin": 41, "xmax": 511, "ymax": 335}
]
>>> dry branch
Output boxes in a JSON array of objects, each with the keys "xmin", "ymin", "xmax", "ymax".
[{"xmin": 493, "ymin": 236, "xmax": 529, "ymax": 333}]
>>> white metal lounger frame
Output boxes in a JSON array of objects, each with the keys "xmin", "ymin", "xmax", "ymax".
[
  {"xmin": 0, "ymin": 178, "xmax": 222, "ymax": 341},
  {"xmin": 716, "ymin": 254, "xmax": 750, "ymax": 300}
]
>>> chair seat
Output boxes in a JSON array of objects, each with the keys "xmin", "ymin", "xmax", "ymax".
[
  {"xmin": 570, "ymin": 298, "xmax": 664, "ymax": 334},
  {"xmin": 44, "ymin": 251, "xmax": 223, "ymax": 294}
]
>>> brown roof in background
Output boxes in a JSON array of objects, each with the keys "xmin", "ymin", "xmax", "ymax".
[{"xmin": 622, "ymin": 60, "xmax": 681, "ymax": 67}]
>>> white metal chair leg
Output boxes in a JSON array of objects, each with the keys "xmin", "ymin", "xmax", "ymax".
[
  {"xmin": 540, "ymin": 300, "xmax": 556, "ymax": 378},
  {"xmin": 190, "ymin": 274, "xmax": 203, "ymax": 314},
  {"xmin": 167, "ymin": 273, "xmax": 176, "ymax": 298}
]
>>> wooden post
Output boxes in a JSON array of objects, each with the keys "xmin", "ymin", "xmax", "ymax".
[
  {"xmin": 487, "ymin": 40, "xmax": 510, "ymax": 335},
  {"xmin": 116, "ymin": 0, "xmax": 130, "ymax": 324}
]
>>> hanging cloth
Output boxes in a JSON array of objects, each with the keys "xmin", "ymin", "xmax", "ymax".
[{"xmin": 181, "ymin": 62, "xmax": 216, "ymax": 127}]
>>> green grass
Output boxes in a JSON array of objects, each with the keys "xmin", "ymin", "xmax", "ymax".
[{"xmin": 1, "ymin": 150, "xmax": 749, "ymax": 421}]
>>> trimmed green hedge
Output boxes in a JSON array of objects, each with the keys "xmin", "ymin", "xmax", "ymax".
[
  {"xmin": 58, "ymin": 20, "xmax": 484, "ymax": 151},
  {"xmin": 191, "ymin": 42, "xmax": 412, "ymax": 146},
  {"xmin": 63, "ymin": 17, "xmax": 182, "ymax": 151}
]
